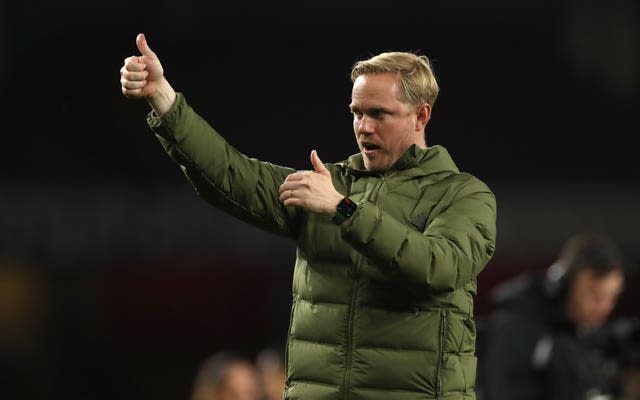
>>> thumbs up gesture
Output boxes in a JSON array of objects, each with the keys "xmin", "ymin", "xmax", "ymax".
[
  {"xmin": 120, "ymin": 33, "xmax": 176, "ymax": 115},
  {"xmin": 120, "ymin": 33, "xmax": 164, "ymax": 99},
  {"xmin": 279, "ymin": 150, "xmax": 343, "ymax": 214}
]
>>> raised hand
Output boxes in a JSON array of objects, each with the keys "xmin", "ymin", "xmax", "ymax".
[
  {"xmin": 279, "ymin": 150, "xmax": 343, "ymax": 214},
  {"xmin": 120, "ymin": 33, "xmax": 176, "ymax": 115}
]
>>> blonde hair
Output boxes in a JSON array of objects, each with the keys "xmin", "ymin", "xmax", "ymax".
[{"xmin": 350, "ymin": 52, "xmax": 440, "ymax": 108}]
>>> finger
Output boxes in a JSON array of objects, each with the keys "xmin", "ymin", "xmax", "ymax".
[
  {"xmin": 122, "ymin": 69, "xmax": 149, "ymax": 82},
  {"xmin": 136, "ymin": 33, "xmax": 157, "ymax": 60},
  {"xmin": 279, "ymin": 182, "xmax": 291, "ymax": 194},
  {"xmin": 121, "ymin": 79, "xmax": 147, "ymax": 90},
  {"xmin": 284, "ymin": 172, "xmax": 306, "ymax": 182},
  {"xmin": 282, "ymin": 197, "xmax": 303, "ymax": 207},
  {"xmin": 279, "ymin": 189, "xmax": 295, "ymax": 202},
  {"xmin": 310, "ymin": 150, "xmax": 330, "ymax": 176},
  {"xmin": 122, "ymin": 87, "xmax": 143, "ymax": 98},
  {"xmin": 123, "ymin": 58, "xmax": 147, "ymax": 72},
  {"xmin": 281, "ymin": 191, "xmax": 306, "ymax": 207},
  {"xmin": 279, "ymin": 181, "xmax": 305, "ymax": 194}
]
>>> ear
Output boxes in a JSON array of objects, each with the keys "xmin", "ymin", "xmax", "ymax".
[{"xmin": 415, "ymin": 103, "xmax": 432, "ymax": 132}]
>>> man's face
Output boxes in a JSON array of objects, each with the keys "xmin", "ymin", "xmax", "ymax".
[
  {"xmin": 217, "ymin": 362, "xmax": 261, "ymax": 400},
  {"xmin": 564, "ymin": 267, "xmax": 624, "ymax": 329},
  {"xmin": 350, "ymin": 72, "xmax": 428, "ymax": 171}
]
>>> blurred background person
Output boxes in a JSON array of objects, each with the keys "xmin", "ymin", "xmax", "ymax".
[
  {"xmin": 0, "ymin": 260, "xmax": 50, "ymax": 400},
  {"xmin": 191, "ymin": 351, "xmax": 262, "ymax": 400},
  {"xmin": 0, "ymin": 1, "xmax": 638, "ymax": 399},
  {"xmin": 606, "ymin": 317, "xmax": 640, "ymax": 400},
  {"xmin": 256, "ymin": 347, "xmax": 286, "ymax": 400},
  {"xmin": 478, "ymin": 232, "xmax": 627, "ymax": 400},
  {"xmin": 620, "ymin": 361, "xmax": 640, "ymax": 400}
]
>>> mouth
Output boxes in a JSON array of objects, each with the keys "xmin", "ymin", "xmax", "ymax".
[{"xmin": 361, "ymin": 142, "xmax": 381, "ymax": 155}]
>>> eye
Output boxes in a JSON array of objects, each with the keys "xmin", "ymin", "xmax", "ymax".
[
  {"xmin": 351, "ymin": 110, "xmax": 363, "ymax": 119},
  {"xmin": 368, "ymin": 108, "xmax": 388, "ymax": 119}
]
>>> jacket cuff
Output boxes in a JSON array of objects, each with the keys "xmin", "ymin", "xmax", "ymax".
[
  {"xmin": 146, "ymin": 93, "xmax": 186, "ymax": 140},
  {"xmin": 339, "ymin": 201, "xmax": 408, "ymax": 270}
]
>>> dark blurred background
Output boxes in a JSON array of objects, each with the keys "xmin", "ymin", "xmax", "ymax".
[{"xmin": 0, "ymin": 0, "xmax": 638, "ymax": 399}]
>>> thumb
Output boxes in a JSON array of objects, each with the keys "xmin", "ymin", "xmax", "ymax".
[
  {"xmin": 136, "ymin": 33, "xmax": 157, "ymax": 60},
  {"xmin": 310, "ymin": 150, "xmax": 330, "ymax": 176}
]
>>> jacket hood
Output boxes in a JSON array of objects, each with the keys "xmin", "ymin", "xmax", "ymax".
[{"xmin": 341, "ymin": 144, "xmax": 460, "ymax": 178}]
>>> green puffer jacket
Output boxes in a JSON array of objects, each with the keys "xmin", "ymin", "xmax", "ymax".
[{"xmin": 148, "ymin": 94, "xmax": 497, "ymax": 400}]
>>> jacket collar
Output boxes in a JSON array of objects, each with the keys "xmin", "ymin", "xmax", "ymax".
[{"xmin": 341, "ymin": 144, "xmax": 460, "ymax": 178}]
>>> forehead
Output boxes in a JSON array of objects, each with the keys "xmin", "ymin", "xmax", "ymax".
[
  {"xmin": 350, "ymin": 72, "xmax": 403, "ymax": 106},
  {"xmin": 573, "ymin": 267, "xmax": 625, "ymax": 293}
]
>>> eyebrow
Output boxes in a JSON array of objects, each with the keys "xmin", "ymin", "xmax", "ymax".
[{"xmin": 349, "ymin": 105, "xmax": 389, "ymax": 114}]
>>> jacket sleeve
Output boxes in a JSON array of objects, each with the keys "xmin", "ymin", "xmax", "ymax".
[
  {"xmin": 339, "ymin": 177, "xmax": 496, "ymax": 291},
  {"xmin": 147, "ymin": 93, "xmax": 301, "ymax": 239}
]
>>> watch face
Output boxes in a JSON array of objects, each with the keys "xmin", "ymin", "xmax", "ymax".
[
  {"xmin": 333, "ymin": 198, "xmax": 357, "ymax": 224},
  {"xmin": 338, "ymin": 198, "xmax": 357, "ymax": 217}
]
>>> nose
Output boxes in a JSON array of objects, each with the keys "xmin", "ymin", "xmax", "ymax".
[{"xmin": 356, "ymin": 115, "xmax": 375, "ymax": 135}]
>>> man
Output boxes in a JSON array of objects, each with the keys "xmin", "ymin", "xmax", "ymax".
[
  {"xmin": 479, "ymin": 232, "xmax": 626, "ymax": 400},
  {"xmin": 255, "ymin": 348, "xmax": 286, "ymax": 400},
  {"xmin": 191, "ymin": 352, "xmax": 261, "ymax": 400},
  {"xmin": 120, "ymin": 33, "xmax": 497, "ymax": 399}
]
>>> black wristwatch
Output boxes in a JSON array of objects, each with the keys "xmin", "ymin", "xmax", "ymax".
[{"xmin": 332, "ymin": 197, "xmax": 357, "ymax": 225}]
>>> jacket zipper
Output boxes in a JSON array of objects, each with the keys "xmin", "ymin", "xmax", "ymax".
[
  {"xmin": 343, "ymin": 279, "xmax": 359, "ymax": 399},
  {"xmin": 344, "ymin": 172, "xmax": 384, "ymax": 398},
  {"xmin": 284, "ymin": 294, "xmax": 298, "ymax": 394},
  {"xmin": 435, "ymin": 311, "xmax": 446, "ymax": 397},
  {"xmin": 368, "ymin": 173, "xmax": 385, "ymax": 203}
]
